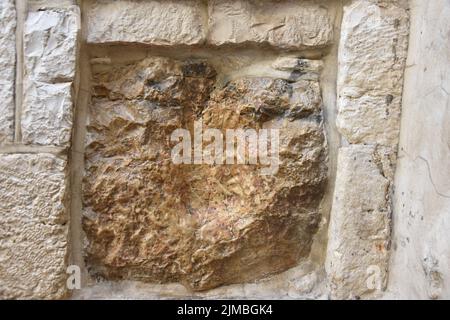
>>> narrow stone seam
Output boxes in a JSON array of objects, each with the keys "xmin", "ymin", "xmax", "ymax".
[
  {"xmin": 0, "ymin": 144, "xmax": 66, "ymax": 155},
  {"xmin": 13, "ymin": 0, "xmax": 27, "ymax": 143}
]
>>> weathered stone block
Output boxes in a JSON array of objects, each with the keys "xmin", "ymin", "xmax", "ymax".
[
  {"xmin": 336, "ymin": 0, "xmax": 409, "ymax": 147},
  {"xmin": 83, "ymin": 56, "xmax": 327, "ymax": 290},
  {"xmin": 24, "ymin": 6, "xmax": 79, "ymax": 83},
  {"xmin": 21, "ymin": 82, "xmax": 74, "ymax": 146},
  {"xmin": 326, "ymin": 145, "xmax": 393, "ymax": 299},
  {"xmin": 208, "ymin": 0, "xmax": 333, "ymax": 49},
  {"xmin": 86, "ymin": 0, "xmax": 206, "ymax": 45},
  {"xmin": 0, "ymin": 0, "xmax": 16, "ymax": 144},
  {"xmin": 21, "ymin": 6, "xmax": 79, "ymax": 147},
  {"xmin": 0, "ymin": 153, "xmax": 69, "ymax": 299}
]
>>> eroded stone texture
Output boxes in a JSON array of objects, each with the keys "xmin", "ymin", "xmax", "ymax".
[
  {"xmin": 0, "ymin": 0, "xmax": 16, "ymax": 144},
  {"xmin": 83, "ymin": 56, "xmax": 327, "ymax": 290},
  {"xmin": 21, "ymin": 6, "xmax": 79, "ymax": 147},
  {"xmin": 24, "ymin": 6, "xmax": 79, "ymax": 83},
  {"xmin": 336, "ymin": 0, "xmax": 409, "ymax": 147},
  {"xmin": 208, "ymin": 0, "xmax": 333, "ymax": 49},
  {"xmin": 86, "ymin": 0, "xmax": 206, "ymax": 46},
  {"xmin": 21, "ymin": 82, "xmax": 74, "ymax": 146},
  {"xmin": 0, "ymin": 154, "xmax": 69, "ymax": 299},
  {"xmin": 326, "ymin": 145, "xmax": 395, "ymax": 299}
]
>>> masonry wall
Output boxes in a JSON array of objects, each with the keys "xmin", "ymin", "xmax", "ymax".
[{"xmin": 0, "ymin": 0, "xmax": 448, "ymax": 300}]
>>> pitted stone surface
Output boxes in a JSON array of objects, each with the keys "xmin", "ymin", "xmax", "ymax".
[
  {"xmin": 336, "ymin": 0, "xmax": 409, "ymax": 147},
  {"xmin": 0, "ymin": 0, "xmax": 16, "ymax": 144},
  {"xmin": 86, "ymin": 0, "xmax": 206, "ymax": 46},
  {"xmin": 83, "ymin": 56, "xmax": 327, "ymax": 290},
  {"xmin": 0, "ymin": 153, "xmax": 69, "ymax": 299},
  {"xmin": 208, "ymin": 0, "xmax": 333, "ymax": 49},
  {"xmin": 326, "ymin": 145, "xmax": 394, "ymax": 300}
]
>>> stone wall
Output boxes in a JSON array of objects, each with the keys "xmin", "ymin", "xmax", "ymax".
[
  {"xmin": 0, "ymin": 0, "xmax": 79, "ymax": 299},
  {"xmin": 0, "ymin": 0, "xmax": 448, "ymax": 300}
]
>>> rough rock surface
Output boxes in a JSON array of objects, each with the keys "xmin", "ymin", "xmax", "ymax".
[
  {"xmin": 326, "ymin": 0, "xmax": 409, "ymax": 300},
  {"xmin": 83, "ymin": 56, "xmax": 327, "ymax": 290},
  {"xmin": 326, "ymin": 145, "xmax": 394, "ymax": 300},
  {"xmin": 24, "ymin": 7, "xmax": 79, "ymax": 83},
  {"xmin": 21, "ymin": 82, "xmax": 74, "ymax": 146},
  {"xmin": 208, "ymin": 0, "xmax": 333, "ymax": 49},
  {"xmin": 0, "ymin": 153, "xmax": 69, "ymax": 299},
  {"xmin": 21, "ymin": 6, "xmax": 79, "ymax": 147},
  {"xmin": 0, "ymin": 0, "xmax": 16, "ymax": 144},
  {"xmin": 86, "ymin": 0, "xmax": 206, "ymax": 46},
  {"xmin": 336, "ymin": 0, "xmax": 409, "ymax": 147}
]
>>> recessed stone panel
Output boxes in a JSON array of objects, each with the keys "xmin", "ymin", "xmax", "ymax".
[{"xmin": 83, "ymin": 56, "xmax": 327, "ymax": 290}]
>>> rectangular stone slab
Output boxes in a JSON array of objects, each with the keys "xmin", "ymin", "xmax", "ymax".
[
  {"xmin": 86, "ymin": 0, "xmax": 206, "ymax": 46},
  {"xmin": 21, "ymin": 6, "xmax": 79, "ymax": 147},
  {"xmin": 0, "ymin": 153, "xmax": 69, "ymax": 299},
  {"xmin": 336, "ymin": 0, "xmax": 409, "ymax": 147},
  {"xmin": 326, "ymin": 145, "xmax": 393, "ymax": 300},
  {"xmin": 208, "ymin": 0, "xmax": 333, "ymax": 49},
  {"xmin": 0, "ymin": 0, "xmax": 16, "ymax": 144}
]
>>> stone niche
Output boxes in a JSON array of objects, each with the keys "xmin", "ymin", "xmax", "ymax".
[
  {"xmin": 81, "ymin": 0, "xmax": 332, "ymax": 292},
  {"xmin": 83, "ymin": 55, "xmax": 327, "ymax": 291}
]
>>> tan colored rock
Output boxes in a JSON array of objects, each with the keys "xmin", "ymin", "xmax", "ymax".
[
  {"xmin": 83, "ymin": 56, "xmax": 327, "ymax": 290},
  {"xmin": 21, "ymin": 6, "xmax": 79, "ymax": 147},
  {"xmin": 0, "ymin": 153, "xmax": 69, "ymax": 299},
  {"xmin": 208, "ymin": 0, "xmax": 333, "ymax": 49},
  {"xmin": 326, "ymin": 145, "xmax": 394, "ymax": 300},
  {"xmin": 336, "ymin": 0, "xmax": 409, "ymax": 147},
  {"xmin": 0, "ymin": 0, "xmax": 16, "ymax": 144},
  {"xmin": 86, "ymin": 0, "xmax": 206, "ymax": 46}
]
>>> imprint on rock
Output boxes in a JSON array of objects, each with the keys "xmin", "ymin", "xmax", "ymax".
[{"xmin": 83, "ymin": 56, "xmax": 327, "ymax": 290}]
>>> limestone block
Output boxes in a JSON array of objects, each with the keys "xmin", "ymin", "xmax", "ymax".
[
  {"xmin": 0, "ymin": 153, "xmax": 69, "ymax": 299},
  {"xmin": 326, "ymin": 145, "xmax": 393, "ymax": 299},
  {"xmin": 24, "ymin": 6, "xmax": 79, "ymax": 83},
  {"xmin": 83, "ymin": 56, "xmax": 327, "ymax": 290},
  {"xmin": 208, "ymin": 0, "xmax": 333, "ymax": 49},
  {"xmin": 22, "ymin": 6, "xmax": 79, "ymax": 147},
  {"xmin": 21, "ymin": 82, "xmax": 74, "ymax": 146},
  {"xmin": 0, "ymin": 0, "xmax": 16, "ymax": 144},
  {"xmin": 336, "ymin": 0, "xmax": 409, "ymax": 147},
  {"xmin": 86, "ymin": 0, "xmax": 206, "ymax": 45}
]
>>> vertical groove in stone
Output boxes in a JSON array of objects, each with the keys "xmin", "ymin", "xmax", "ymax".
[{"xmin": 13, "ymin": 0, "xmax": 26, "ymax": 143}]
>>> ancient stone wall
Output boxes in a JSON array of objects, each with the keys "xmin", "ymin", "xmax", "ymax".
[
  {"xmin": 0, "ymin": 0, "xmax": 79, "ymax": 299},
  {"xmin": 0, "ymin": 0, "xmax": 448, "ymax": 300}
]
